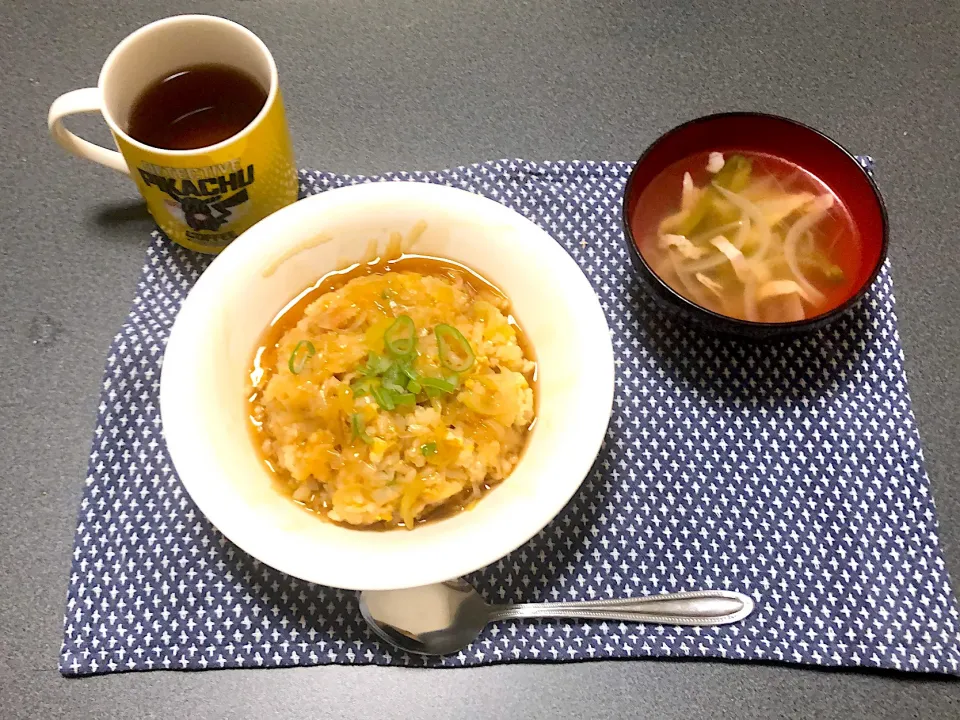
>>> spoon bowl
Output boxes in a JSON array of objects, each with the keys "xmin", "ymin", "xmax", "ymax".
[{"xmin": 360, "ymin": 580, "xmax": 488, "ymax": 655}]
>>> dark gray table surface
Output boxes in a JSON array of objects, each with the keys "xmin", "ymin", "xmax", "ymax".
[{"xmin": 2, "ymin": 0, "xmax": 958, "ymax": 717}]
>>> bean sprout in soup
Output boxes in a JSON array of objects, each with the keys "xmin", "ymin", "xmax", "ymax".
[
  {"xmin": 248, "ymin": 254, "xmax": 537, "ymax": 531},
  {"xmin": 632, "ymin": 151, "xmax": 862, "ymax": 323}
]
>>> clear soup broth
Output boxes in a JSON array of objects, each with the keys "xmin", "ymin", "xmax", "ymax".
[{"xmin": 631, "ymin": 151, "xmax": 862, "ymax": 323}]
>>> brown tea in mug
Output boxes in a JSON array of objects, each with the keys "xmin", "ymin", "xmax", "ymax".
[{"xmin": 127, "ymin": 64, "xmax": 267, "ymax": 150}]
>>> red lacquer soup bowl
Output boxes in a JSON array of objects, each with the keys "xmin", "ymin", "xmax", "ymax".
[{"xmin": 621, "ymin": 113, "xmax": 889, "ymax": 338}]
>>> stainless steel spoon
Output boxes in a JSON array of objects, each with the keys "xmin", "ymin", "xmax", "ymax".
[{"xmin": 359, "ymin": 579, "xmax": 755, "ymax": 655}]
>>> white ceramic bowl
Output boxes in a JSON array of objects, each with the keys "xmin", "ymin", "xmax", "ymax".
[{"xmin": 160, "ymin": 182, "xmax": 614, "ymax": 590}]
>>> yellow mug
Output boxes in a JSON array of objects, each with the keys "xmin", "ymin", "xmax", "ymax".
[{"xmin": 48, "ymin": 15, "xmax": 298, "ymax": 254}]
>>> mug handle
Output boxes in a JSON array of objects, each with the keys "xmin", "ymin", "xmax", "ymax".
[{"xmin": 48, "ymin": 88, "xmax": 129, "ymax": 175}]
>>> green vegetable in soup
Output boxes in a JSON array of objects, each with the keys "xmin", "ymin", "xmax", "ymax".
[
  {"xmin": 713, "ymin": 154, "xmax": 753, "ymax": 193},
  {"xmin": 801, "ymin": 250, "xmax": 846, "ymax": 283},
  {"xmin": 673, "ymin": 155, "xmax": 753, "ymax": 237}
]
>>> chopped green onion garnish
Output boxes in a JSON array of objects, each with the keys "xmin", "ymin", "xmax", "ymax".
[
  {"xmin": 353, "ymin": 347, "xmax": 427, "ymax": 410},
  {"xmin": 288, "ymin": 340, "xmax": 316, "ymax": 375},
  {"xmin": 421, "ymin": 442, "xmax": 438, "ymax": 456},
  {"xmin": 382, "ymin": 363, "xmax": 407, "ymax": 392},
  {"xmin": 419, "ymin": 375, "xmax": 458, "ymax": 394},
  {"xmin": 393, "ymin": 392, "xmax": 417, "ymax": 406},
  {"xmin": 351, "ymin": 413, "xmax": 373, "ymax": 444},
  {"xmin": 369, "ymin": 383, "xmax": 417, "ymax": 411},
  {"xmin": 381, "ymin": 288, "xmax": 395, "ymax": 299},
  {"xmin": 398, "ymin": 359, "xmax": 420, "ymax": 382},
  {"xmin": 359, "ymin": 351, "xmax": 393, "ymax": 376},
  {"xmin": 384, "ymin": 314, "xmax": 417, "ymax": 357},
  {"xmin": 350, "ymin": 376, "xmax": 378, "ymax": 397},
  {"xmin": 435, "ymin": 324, "xmax": 475, "ymax": 372},
  {"xmin": 370, "ymin": 385, "xmax": 396, "ymax": 411}
]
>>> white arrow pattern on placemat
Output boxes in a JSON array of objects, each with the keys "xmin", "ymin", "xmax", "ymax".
[{"xmin": 60, "ymin": 161, "xmax": 960, "ymax": 676}]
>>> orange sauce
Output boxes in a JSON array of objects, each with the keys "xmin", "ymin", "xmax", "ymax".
[{"xmin": 247, "ymin": 254, "xmax": 538, "ymax": 530}]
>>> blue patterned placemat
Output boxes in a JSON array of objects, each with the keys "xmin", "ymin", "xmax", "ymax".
[{"xmin": 61, "ymin": 160, "xmax": 960, "ymax": 676}]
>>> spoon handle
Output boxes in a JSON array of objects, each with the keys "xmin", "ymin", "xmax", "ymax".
[{"xmin": 487, "ymin": 590, "xmax": 754, "ymax": 626}]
